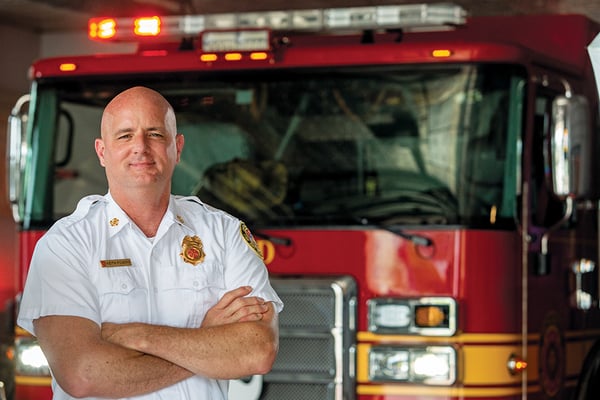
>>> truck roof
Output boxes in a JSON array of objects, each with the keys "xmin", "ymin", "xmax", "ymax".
[
  {"xmin": 30, "ymin": 13, "xmax": 599, "ymax": 79},
  {"xmin": 428, "ymin": 14, "xmax": 600, "ymax": 72}
]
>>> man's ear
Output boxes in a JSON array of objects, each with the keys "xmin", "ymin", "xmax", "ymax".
[
  {"xmin": 95, "ymin": 138, "xmax": 106, "ymax": 167},
  {"xmin": 175, "ymin": 133, "xmax": 185, "ymax": 163}
]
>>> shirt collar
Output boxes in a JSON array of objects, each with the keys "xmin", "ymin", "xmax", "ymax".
[
  {"xmin": 104, "ymin": 192, "xmax": 131, "ymax": 237},
  {"xmin": 166, "ymin": 196, "xmax": 195, "ymax": 233},
  {"xmin": 104, "ymin": 193, "xmax": 195, "ymax": 239}
]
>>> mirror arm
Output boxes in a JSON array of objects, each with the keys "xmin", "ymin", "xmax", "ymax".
[
  {"xmin": 561, "ymin": 78, "xmax": 572, "ymax": 98},
  {"xmin": 541, "ymin": 196, "xmax": 574, "ymax": 256}
]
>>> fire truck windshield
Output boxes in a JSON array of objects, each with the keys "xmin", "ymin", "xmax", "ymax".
[{"xmin": 24, "ymin": 63, "xmax": 522, "ymax": 229}]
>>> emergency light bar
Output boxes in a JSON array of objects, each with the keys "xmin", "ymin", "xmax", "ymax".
[{"xmin": 89, "ymin": 2, "xmax": 466, "ymax": 45}]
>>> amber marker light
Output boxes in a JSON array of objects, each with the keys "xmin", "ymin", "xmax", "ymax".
[
  {"xmin": 200, "ymin": 54, "xmax": 218, "ymax": 62},
  {"xmin": 224, "ymin": 53, "xmax": 243, "ymax": 61},
  {"xmin": 507, "ymin": 354, "xmax": 528, "ymax": 375},
  {"xmin": 432, "ymin": 49, "xmax": 452, "ymax": 58},
  {"xmin": 490, "ymin": 205, "xmax": 497, "ymax": 224},
  {"xmin": 415, "ymin": 305, "xmax": 446, "ymax": 327},
  {"xmin": 250, "ymin": 52, "xmax": 268, "ymax": 60},
  {"xmin": 135, "ymin": 16, "xmax": 161, "ymax": 36},
  {"xmin": 59, "ymin": 63, "xmax": 77, "ymax": 72},
  {"xmin": 89, "ymin": 18, "xmax": 117, "ymax": 39}
]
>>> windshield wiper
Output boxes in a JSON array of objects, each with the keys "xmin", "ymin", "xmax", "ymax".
[
  {"xmin": 251, "ymin": 216, "xmax": 432, "ymax": 248},
  {"xmin": 357, "ymin": 217, "xmax": 433, "ymax": 247},
  {"xmin": 253, "ymin": 230, "xmax": 293, "ymax": 246}
]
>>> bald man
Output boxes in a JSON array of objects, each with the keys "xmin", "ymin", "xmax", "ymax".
[{"xmin": 17, "ymin": 86, "xmax": 282, "ymax": 400}]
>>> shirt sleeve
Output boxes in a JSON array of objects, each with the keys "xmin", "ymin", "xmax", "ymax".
[
  {"xmin": 17, "ymin": 227, "xmax": 102, "ymax": 335},
  {"xmin": 223, "ymin": 220, "xmax": 283, "ymax": 313}
]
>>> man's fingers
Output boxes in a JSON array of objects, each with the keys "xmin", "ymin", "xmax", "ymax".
[
  {"xmin": 238, "ymin": 302, "xmax": 275, "ymax": 323},
  {"xmin": 215, "ymin": 286, "xmax": 254, "ymax": 309},
  {"xmin": 232, "ymin": 302, "xmax": 269, "ymax": 322},
  {"xmin": 221, "ymin": 299, "xmax": 267, "ymax": 322},
  {"xmin": 201, "ymin": 287, "xmax": 269, "ymax": 327}
]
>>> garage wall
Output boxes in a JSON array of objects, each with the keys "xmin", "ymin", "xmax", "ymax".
[{"xmin": 40, "ymin": 33, "xmax": 135, "ymax": 58}]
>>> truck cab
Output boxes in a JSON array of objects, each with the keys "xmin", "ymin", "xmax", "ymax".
[{"xmin": 5, "ymin": 4, "xmax": 600, "ymax": 400}]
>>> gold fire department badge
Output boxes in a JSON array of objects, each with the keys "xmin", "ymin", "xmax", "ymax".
[{"xmin": 180, "ymin": 235, "xmax": 205, "ymax": 266}]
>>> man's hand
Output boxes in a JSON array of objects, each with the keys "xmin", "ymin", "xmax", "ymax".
[{"xmin": 201, "ymin": 286, "xmax": 270, "ymax": 327}]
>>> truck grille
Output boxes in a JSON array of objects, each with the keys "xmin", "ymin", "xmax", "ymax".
[{"xmin": 262, "ymin": 276, "xmax": 357, "ymax": 400}]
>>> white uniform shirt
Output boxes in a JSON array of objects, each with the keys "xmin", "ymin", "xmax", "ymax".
[{"xmin": 17, "ymin": 193, "xmax": 283, "ymax": 400}]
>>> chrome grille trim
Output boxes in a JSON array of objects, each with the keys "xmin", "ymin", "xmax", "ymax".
[{"xmin": 263, "ymin": 276, "xmax": 357, "ymax": 400}]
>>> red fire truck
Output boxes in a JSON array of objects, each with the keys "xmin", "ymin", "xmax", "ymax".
[{"xmin": 4, "ymin": 3, "xmax": 600, "ymax": 399}]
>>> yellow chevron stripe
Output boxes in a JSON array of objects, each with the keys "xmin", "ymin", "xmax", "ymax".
[
  {"xmin": 358, "ymin": 331, "xmax": 536, "ymax": 343},
  {"xmin": 357, "ymin": 384, "xmax": 539, "ymax": 397},
  {"xmin": 357, "ymin": 381, "xmax": 581, "ymax": 397},
  {"xmin": 15, "ymin": 376, "xmax": 52, "ymax": 386}
]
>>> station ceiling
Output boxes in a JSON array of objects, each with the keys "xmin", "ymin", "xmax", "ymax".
[{"xmin": 0, "ymin": 0, "xmax": 599, "ymax": 33}]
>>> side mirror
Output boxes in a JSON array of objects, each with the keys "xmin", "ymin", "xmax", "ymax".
[
  {"xmin": 7, "ymin": 94, "xmax": 30, "ymax": 223},
  {"xmin": 536, "ymin": 94, "xmax": 589, "ymax": 276},
  {"xmin": 549, "ymin": 95, "xmax": 591, "ymax": 199}
]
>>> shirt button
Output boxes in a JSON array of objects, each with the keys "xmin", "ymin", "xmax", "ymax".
[
  {"xmin": 193, "ymin": 281, "xmax": 199, "ymax": 287},
  {"xmin": 121, "ymin": 283, "xmax": 128, "ymax": 290}
]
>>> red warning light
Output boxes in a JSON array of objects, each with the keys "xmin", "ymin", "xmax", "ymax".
[{"xmin": 89, "ymin": 18, "xmax": 117, "ymax": 40}]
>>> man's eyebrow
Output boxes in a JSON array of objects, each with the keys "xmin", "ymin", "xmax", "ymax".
[
  {"xmin": 113, "ymin": 127, "xmax": 133, "ymax": 136},
  {"xmin": 111, "ymin": 127, "xmax": 165, "ymax": 136}
]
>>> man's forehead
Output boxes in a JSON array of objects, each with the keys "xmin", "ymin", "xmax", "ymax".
[
  {"xmin": 101, "ymin": 90, "xmax": 177, "ymax": 135},
  {"xmin": 103, "ymin": 105, "xmax": 168, "ymax": 126}
]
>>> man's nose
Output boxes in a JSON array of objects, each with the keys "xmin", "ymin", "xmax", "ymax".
[{"xmin": 132, "ymin": 133, "xmax": 149, "ymax": 153}]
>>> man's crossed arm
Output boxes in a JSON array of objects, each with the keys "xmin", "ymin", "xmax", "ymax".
[{"xmin": 33, "ymin": 286, "xmax": 278, "ymax": 399}]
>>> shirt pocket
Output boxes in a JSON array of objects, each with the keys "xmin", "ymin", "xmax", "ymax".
[
  {"xmin": 155, "ymin": 261, "xmax": 224, "ymax": 327},
  {"xmin": 96, "ymin": 268, "xmax": 149, "ymax": 323}
]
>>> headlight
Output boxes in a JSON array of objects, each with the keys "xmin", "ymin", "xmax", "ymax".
[
  {"xmin": 368, "ymin": 297, "xmax": 456, "ymax": 336},
  {"xmin": 369, "ymin": 346, "xmax": 456, "ymax": 385},
  {"xmin": 15, "ymin": 337, "xmax": 50, "ymax": 376}
]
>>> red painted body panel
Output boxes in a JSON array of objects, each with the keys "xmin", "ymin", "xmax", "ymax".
[
  {"xmin": 14, "ymin": 383, "xmax": 52, "ymax": 400},
  {"xmin": 16, "ymin": 231, "xmax": 45, "ymax": 293},
  {"xmin": 0, "ymin": 213, "xmax": 17, "ymax": 312},
  {"xmin": 265, "ymin": 229, "xmax": 521, "ymax": 333}
]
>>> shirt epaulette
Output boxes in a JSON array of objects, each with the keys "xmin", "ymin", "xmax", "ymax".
[
  {"xmin": 179, "ymin": 195, "xmax": 226, "ymax": 215},
  {"xmin": 59, "ymin": 194, "xmax": 104, "ymax": 226},
  {"xmin": 179, "ymin": 195, "xmax": 204, "ymax": 206},
  {"xmin": 177, "ymin": 196, "xmax": 241, "ymax": 230}
]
